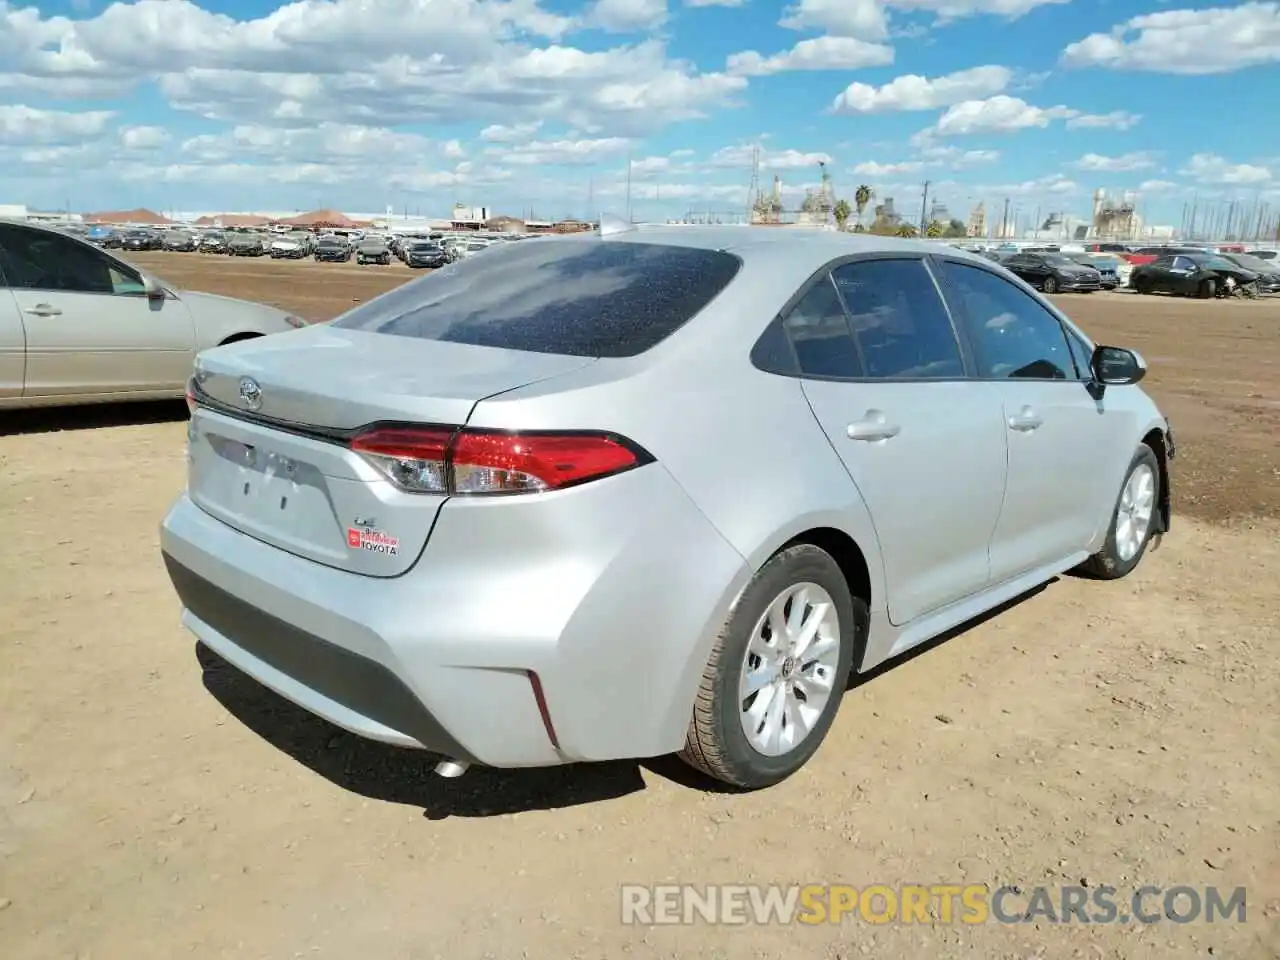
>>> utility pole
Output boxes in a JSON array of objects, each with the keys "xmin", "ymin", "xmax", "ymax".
[
  {"xmin": 1000, "ymin": 197, "xmax": 1010, "ymax": 239},
  {"xmin": 919, "ymin": 180, "xmax": 931, "ymax": 233}
]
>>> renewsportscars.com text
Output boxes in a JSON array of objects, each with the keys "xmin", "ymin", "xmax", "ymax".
[{"xmin": 620, "ymin": 884, "xmax": 1247, "ymax": 926}]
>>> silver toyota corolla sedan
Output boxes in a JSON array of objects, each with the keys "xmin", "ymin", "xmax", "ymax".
[
  {"xmin": 161, "ymin": 225, "xmax": 1174, "ymax": 790},
  {"xmin": 1, "ymin": 219, "xmax": 306, "ymax": 409}
]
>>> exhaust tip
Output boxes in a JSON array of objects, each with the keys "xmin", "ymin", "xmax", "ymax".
[{"xmin": 434, "ymin": 759, "xmax": 470, "ymax": 778}]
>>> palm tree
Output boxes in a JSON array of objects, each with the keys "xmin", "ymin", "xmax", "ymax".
[
  {"xmin": 833, "ymin": 199, "xmax": 852, "ymax": 230},
  {"xmin": 895, "ymin": 222, "xmax": 918, "ymax": 238},
  {"xmin": 854, "ymin": 185, "xmax": 872, "ymax": 227}
]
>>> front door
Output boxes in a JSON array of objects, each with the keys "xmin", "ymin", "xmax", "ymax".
[
  {"xmin": 0, "ymin": 287, "xmax": 24, "ymax": 398},
  {"xmin": 0, "ymin": 223, "xmax": 196, "ymax": 397},
  {"xmin": 933, "ymin": 258, "xmax": 1128, "ymax": 581},
  {"xmin": 787, "ymin": 257, "xmax": 1008, "ymax": 626}
]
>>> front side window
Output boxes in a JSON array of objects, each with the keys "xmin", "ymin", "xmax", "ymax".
[
  {"xmin": 334, "ymin": 239, "xmax": 742, "ymax": 358},
  {"xmin": 936, "ymin": 260, "xmax": 1074, "ymax": 380},
  {"xmin": 832, "ymin": 258, "xmax": 965, "ymax": 379},
  {"xmin": 781, "ymin": 276, "xmax": 861, "ymax": 378},
  {"xmin": 0, "ymin": 224, "xmax": 142, "ymax": 295}
]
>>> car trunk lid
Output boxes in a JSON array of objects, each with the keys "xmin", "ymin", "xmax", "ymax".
[{"xmin": 187, "ymin": 325, "xmax": 596, "ymax": 576}]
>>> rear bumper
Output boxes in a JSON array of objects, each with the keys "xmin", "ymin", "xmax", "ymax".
[{"xmin": 159, "ymin": 466, "xmax": 750, "ymax": 768}]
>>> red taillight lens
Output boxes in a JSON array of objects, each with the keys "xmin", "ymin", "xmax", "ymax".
[
  {"xmin": 349, "ymin": 425, "xmax": 648, "ymax": 495},
  {"xmin": 185, "ymin": 378, "xmax": 199, "ymax": 414}
]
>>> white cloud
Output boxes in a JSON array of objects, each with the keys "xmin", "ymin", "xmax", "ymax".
[
  {"xmin": 1070, "ymin": 151, "xmax": 1156, "ymax": 172},
  {"xmin": 181, "ymin": 122, "xmax": 432, "ymax": 161},
  {"xmin": 0, "ymin": 105, "xmax": 115, "ymax": 145},
  {"xmin": 1061, "ymin": 2, "xmax": 1280, "ymax": 75},
  {"xmin": 1138, "ymin": 179, "xmax": 1178, "ymax": 193},
  {"xmin": 481, "ymin": 122, "xmax": 544, "ymax": 143},
  {"xmin": 778, "ymin": 0, "xmax": 890, "ymax": 40},
  {"xmin": 917, "ymin": 144, "xmax": 1001, "ymax": 168},
  {"xmin": 778, "ymin": 0, "xmax": 1067, "ymax": 41},
  {"xmin": 929, "ymin": 95, "xmax": 1077, "ymax": 137},
  {"xmin": 1065, "ymin": 110, "xmax": 1141, "ymax": 130},
  {"xmin": 706, "ymin": 143, "xmax": 834, "ymax": 170},
  {"xmin": 0, "ymin": 3, "xmax": 740, "ymax": 137},
  {"xmin": 442, "ymin": 138, "xmax": 467, "ymax": 159},
  {"xmin": 727, "ymin": 36, "xmax": 894, "ymax": 76},
  {"xmin": 830, "ymin": 65, "xmax": 1011, "ymax": 113},
  {"xmin": 118, "ymin": 124, "xmax": 170, "ymax": 150},
  {"xmin": 586, "ymin": 0, "xmax": 668, "ymax": 32},
  {"xmin": 982, "ymin": 172, "xmax": 1080, "ymax": 197},
  {"xmin": 852, "ymin": 160, "xmax": 925, "ymax": 176},
  {"xmin": 1180, "ymin": 153, "xmax": 1272, "ymax": 185},
  {"xmin": 486, "ymin": 136, "xmax": 633, "ymax": 165},
  {"xmin": 685, "ymin": 0, "xmax": 743, "ymax": 5}
]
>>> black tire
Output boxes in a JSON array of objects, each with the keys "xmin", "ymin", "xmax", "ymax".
[
  {"xmin": 1043, "ymin": 276, "xmax": 1058, "ymax": 294},
  {"xmin": 1077, "ymin": 444, "xmax": 1161, "ymax": 580},
  {"xmin": 1198, "ymin": 278, "xmax": 1215, "ymax": 299},
  {"xmin": 679, "ymin": 543, "xmax": 863, "ymax": 789},
  {"xmin": 1133, "ymin": 277, "xmax": 1151, "ymax": 294}
]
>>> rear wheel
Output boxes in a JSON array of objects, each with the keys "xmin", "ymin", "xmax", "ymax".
[
  {"xmin": 1042, "ymin": 276, "xmax": 1058, "ymax": 294},
  {"xmin": 1133, "ymin": 276, "xmax": 1151, "ymax": 294},
  {"xmin": 1077, "ymin": 444, "xmax": 1160, "ymax": 580},
  {"xmin": 679, "ymin": 544, "xmax": 862, "ymax": 789},
  {"xmin": 1197, "ymin": 278, "xmax": 1216, "ymax": 299}
]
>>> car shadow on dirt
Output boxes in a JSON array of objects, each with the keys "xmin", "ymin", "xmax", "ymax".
[
  {"xmin": 0, "ymin": 400, "xmax": 188, "ymax": 436},
  {"xmin": 196, "ymin": 580, "xmax": 1056, "ymax": 815},
  {"xmin": 195, "ymin": 642, "xmax": 647, "ymax": 819}
]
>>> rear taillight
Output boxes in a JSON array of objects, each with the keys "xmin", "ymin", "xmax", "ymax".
[
  {"xmin": 349, "ymin": 425, "xmax": 650, "ymax": 495},
  {"xmin": 185, "ymin": 377, "xmax": 199, "ymax": 414}
]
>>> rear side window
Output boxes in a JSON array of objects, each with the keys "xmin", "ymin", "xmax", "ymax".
[
  {"xmin": 831, "ymin": 259, "xmax": 965, "ymax": 379},
  {"xmin": 781, "ymin": 276, "xmax": 861, "ymax": 378},
  {"xmin": 334, "ymin": 240, "xmax": 741, "ymax": 358}
]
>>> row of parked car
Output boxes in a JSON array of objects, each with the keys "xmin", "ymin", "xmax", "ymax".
[
  {"xmin": 965, "ymin": 243, "xmax": 1280, "ymax": 299},
  {"xmin": 80, "ymin": 224, "xmax": 528, "ymax": 268}
]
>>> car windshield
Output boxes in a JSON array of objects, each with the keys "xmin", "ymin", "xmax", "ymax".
[
  {"xmin": 1044, "ymin": 254, "xmax": 1079, "ymax": 266},
  {"xmin": 1193, "ymin": 256, "xmax": 1240, "ymax": 271},
  {"xmin": 1086, "ymin": 256, "xmax": 1121, "ymax": 268},
  {"xmin": 333, "ymin": 239, "xmax": 742, "ymax": 358},
  {"xmin": 1225, "ymin": 254, "xmax": 1271, "ymax": 271}
]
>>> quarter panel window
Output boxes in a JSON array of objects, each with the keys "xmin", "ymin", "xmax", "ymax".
[
  {"xmin": 937, "ymin": 260, "xmax": 1076, "ymax": 380},
  {"xmin": 780, "ymin": 275, "xmax": 861, "ymax": 378},
  {"xmin": 831, "ymin": 258, "xmax": 965, "ymax": 379}
]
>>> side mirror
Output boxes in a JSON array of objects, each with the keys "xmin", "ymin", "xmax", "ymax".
[
  {"xmin": 1091, "ymin": 345, "xmax": 1146, "ymax": 386},
  {"xmin": 142, "ymin": 274, "xmax": 165, "ymax": 301}
]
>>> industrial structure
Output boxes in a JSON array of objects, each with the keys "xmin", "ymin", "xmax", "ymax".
[
  {"xmin": 747, "ymin": 151, "xmax": 836, "ymax": 227},
  {"xmin": 1091, "ymin": 189, "xmax": 1141, "ymax": 240}
]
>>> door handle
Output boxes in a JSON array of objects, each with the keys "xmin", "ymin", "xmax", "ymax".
[
  {"xmin": 24, "ymin": 304, "xmax": 61, "ymax": 317},
  {"xmin": 1007, "ymin": 406, "xmax": 1043, "ymax": 431},
  {"xmin": 847, "ymin": 410, "xmax": 901, "ymax": 442}
]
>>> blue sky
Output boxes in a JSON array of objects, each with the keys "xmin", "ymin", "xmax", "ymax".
[{"xmin": 2, "ymin": 0, "xmax": 1278, "ymax": 230}]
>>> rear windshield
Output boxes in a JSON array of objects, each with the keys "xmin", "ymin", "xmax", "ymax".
[{"xmin": 333, "ymin": 239, "xmax": 743, "ymax": 358}]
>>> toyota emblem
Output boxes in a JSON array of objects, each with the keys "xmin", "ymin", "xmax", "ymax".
[{"xmin": 238, "ymin": 377, "xmax": 263, "ymax": 411}]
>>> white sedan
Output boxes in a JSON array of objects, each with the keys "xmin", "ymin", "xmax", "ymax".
[{"xmin": 1, "ymin": 220, "xmax": 306, "ymax": 409}]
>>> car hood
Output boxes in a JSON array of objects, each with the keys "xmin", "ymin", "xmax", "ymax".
[{"xmin": 177, "ymin": 289, "xmax": 301, "ymax": 347}]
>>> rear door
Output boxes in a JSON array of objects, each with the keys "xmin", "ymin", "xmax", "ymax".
[
  {"xmin": 932, "ymin": 257, "xmax": 1128, "ymax": 581},
  {"xmin": 792, "ymin": 256, "xmax": 1008, "ymax": 626},
  {"xmin": 0, "ymin": 223, "xmax": 196, "ymax": 397}
]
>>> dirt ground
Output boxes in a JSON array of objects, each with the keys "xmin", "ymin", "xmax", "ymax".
[{"xmin": 1, "ymin": 253, "xmax": 1277, "ymax": 960}]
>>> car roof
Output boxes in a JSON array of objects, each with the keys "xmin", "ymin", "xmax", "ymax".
[{"xmin": 543, "ymin": 224, "xmax": 993, "ymax": 277}]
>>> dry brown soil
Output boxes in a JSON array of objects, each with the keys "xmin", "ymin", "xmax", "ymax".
[{"xmin": 1, "ymin": 253, "xmax": 1277, "ymax": 960}]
